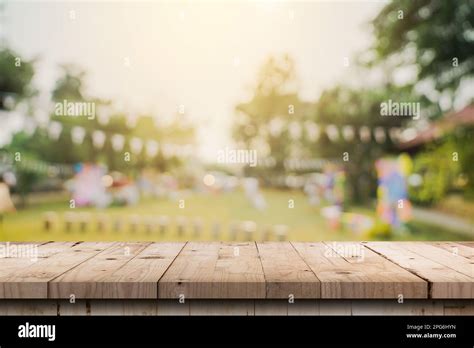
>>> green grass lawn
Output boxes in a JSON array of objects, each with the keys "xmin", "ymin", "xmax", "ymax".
[{"xmin": 0, "ymin": 189, "xmax": 468, "ymax": 241}]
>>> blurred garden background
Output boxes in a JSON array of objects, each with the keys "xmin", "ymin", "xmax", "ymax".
[{"xmin": 0, "ymin": 0, "xmax": 473, "ymax": 241}]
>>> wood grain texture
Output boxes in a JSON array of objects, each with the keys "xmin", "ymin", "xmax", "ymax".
[
  {"xmin": 2, "ymin": 299, "xmax": 473, "ymax": 316},
  {"xmin": 257, "ymin": 242, "xmax": 320, "ymax": 298},
  {"xmin": 402, "ymin": 242, "xmax": 473, "ymax": 278},
  {"xmin": 159, "ymin": 242, "xmax": 266, "ymax": 299},
  {"xmin": 319, "ymin": 300, "xmax": 352, "ymax": 315},
  {"xmin": 156, "ymin": 300, "xmax": 190, "ymax": 316},
  {"xmin": 254, "ymin": 300, "xmax": 288, "ymax": 315},
  {"xmin": 0, "ymin": 242, "xmax": 74, "ymax": 280},
  {"xmin": 0, "ymin": 300, "xmax": 57, "ymax": 316},
  {"xmin": 89, "ymin": 300, "xmax": 159, "ymax": 315},
  {"xmin": 57, "ymin": 300, "xmax": 89, "ymax": 316},
  {"xmin": 365, "ymin": 242, "xmax": 473, "ymax": 299},
  {"xmin": 49, "ymin": 242, "xmax": 149, "ymax": 298},
  {"xmin": 0, "ymin": 242, "xmax": 114, "ymax": 299},
  {"xmin": 0, "ymin": 241, "xmax": 472, "ymax": 300},
  {"xmin": 97, "ymin": 242, "xmax": 186, "ymax": 298},
  {"xmin": 292, "ymin": 242, "xmax": 427, "ymax": 299},
  {"xmin": 287, "ymin": 300, "xmax": 319, "ymax": 315},
  {"xmin": 442, "ymin": 300, "xmax": 474, "ymax": 315},
  {"xmin": 351, "ymin": 300, "xmax": 444, "ymax": 315},
  {"xmin": 190, "ymin": 300, "xmax": 255, "ymax": 315},
  {"xmin": 430, "ymin": 242, "xmax": 474, "ymax": 261}
]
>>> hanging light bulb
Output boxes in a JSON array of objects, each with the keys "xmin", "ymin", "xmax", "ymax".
[
  {"xmin": 288, "ymin": 121, "xmax": 302, "ymax": 140},
  {"xmin": 111, "ymin": 134, "xmax": 125, "ymax": 151},
  {"xmin": 389, "ymin": 127, "xmax": 401, "ymax": 142},
  {"xmin": 71, "ymin": 126, "xmax": 86, "ymax": 144},
  {"xmin": 269, "ymin": 118, "xmax": 285, "ymax": 137},
  {"xmin": 130, "ymin": 137, "xmax": 143, "ymax": 154},
  {"xmin": 305, "ymin": 121, "xmax": 320, "ymax": 142},
  {"xmin": 342, "ymin": 125, "xmax": 355, "ymax": 141},
  {"xmin": 374, "ymin": 127, "xmax": 386, "ymax": 143},
  {"xmin": 92, "ymin": 130, "xmax": 106, "ymax": 149},
  {"xmin": 326, "ymin": 124, "xmax": 339, "ymax": 142},
  {"xmin": 146, "ymin": 140, "xmax": 159, "ymax": 157},
  {"xmin": 359, "ymin": 126, "xmax": 371, "ymax": 143},
  {"xmin": 48, "ymin": 121, "xmax": 63, "ymax": 140}
]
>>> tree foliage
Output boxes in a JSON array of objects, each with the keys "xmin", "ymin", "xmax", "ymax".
[
  {"xmin": 311, "ymin": 84, "xmax": 414, "ymax": 202},
  {"xmin": 0, "ymin": 47, "xmax": 36, "ymax": 109},
  {"xmin": 371, "ymin": 0, "xmax": 474, "ymax": 99},
  {"xmin": 234, "ymin": 55, "xmax": 313, "ymax": 177},
  {"xmin": 51, "ymin": 64, "xmax": 87, "ymax": 102},
  {"xmin": 409, "ymin": 139, "xmax": 461, "ymax": 204}
]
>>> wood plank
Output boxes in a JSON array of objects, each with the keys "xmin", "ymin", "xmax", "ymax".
[
  {"xmin": 0, "ymin": 242, "xmax": 114, "ymax": 299},
  {"xmin": 156, "ymin": 300, "xmax": 190, "ymax": 316},
  {"xmin": 1, "ymin": 299, "xmax": 472, "ymax": 316},
  {"xmin": 98, "ymin": 242, "xmax": 185, "ymax": 298},
  {"xmin": 48, "ymin": 242, "xmax": 149, "ymax": 299},
  {"xmin": 0, "ymin": 300, "xmax": 57, "ymax": 316},
  {"xmin": 0, "ymin": 241, "xmax": 470, "ymax": 301},
  {"xmin": 288, "ymin": 300, "xmax": 319, "ymax": 315},
  {"xmin": 292, "ymin": 242, "xmax": 427, "ymax": 299},
  {"xmin": 404, "ymin": 242, "xmax": 474, "ymax": 278},
  {"xmin": 365, "ymin": 242, "xmax": 473, "ymax": 299},
  {"xmin": 57, "ymin": 300, "xmax": 89, "ymax": 316},
  {"xmin": 190, "ymin": 300, "xmax": 255, "ymax": 315},
  {"xmin": 257, "ymin": 242, "xmax": 320, "ymax": 298},
  {"xmin": 442, "ymin": 300, "xmax": 474, "ymax": 315},
  {"xmin": 0, "ymin": 242, "xmax": 75, "ymax": 280},
  {"xmin": 254, "ymin": 300, "xmax": 288, "ymax": 315},
  {"xmin": 89, "ymin": 300, "xmax": 158, "ymax": 315},
  {"xmin": 430, "ymin": 242, "xmax": 474, "ymax": 261},
  {"xmin": 159, "ymin": 242, "xmax": 265, "ymax": 299},
  {"xmin": 319, "ymin": 300, "xmax": 352, "ymax": 315},
  {"xmin": 351, "ymin": 300, "xmax": 444, "ymax": 316}
]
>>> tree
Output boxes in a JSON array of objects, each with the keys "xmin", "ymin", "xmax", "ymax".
[
  {"xmin": 3, "ymin": 132, "xmax": 44, "ymax": 207},
  {"xmin": 370, "ymin": 0, "xmax": 474, "ymax": 111},
  {"xmin": 0, "ymin": 47, "xmax": 35, "ymax": 109},
  {"xmin": 409, "ymin": 139, "xmax": 461, "ymax": 204},
  {"xmin": 309, "ymin": 84, "xmax": 415, "ymax": 203},
  {"xmin": 51, "ymin": 64, "xmax": 87, "ymax": 102},
  {"xmin": 233, "ymin": 54, "xmax": 313, "ymax": 179},
  {"xmin": 371, "ymin": 0, "xmax": 474, "ymax": 196}
]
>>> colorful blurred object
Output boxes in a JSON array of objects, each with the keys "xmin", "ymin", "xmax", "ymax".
[
  {"xmin": 341, "ymin": 212, "xmax": 374, "ymax": 236},
  {"xmin": 71, "ymin": 163, "xmax": 110, "ymax": 208},
  {"xmin": 375, "ymin": 154, "xmax": 413, "ymax": 229},
  {"xmin": 320, "ymin": 205, "xmax": 342, "ymax": 230}
]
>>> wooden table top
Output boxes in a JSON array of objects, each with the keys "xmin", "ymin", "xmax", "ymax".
[{"xmin": 0, "ymin": 241, "xmax": 472, "ymax": 300}]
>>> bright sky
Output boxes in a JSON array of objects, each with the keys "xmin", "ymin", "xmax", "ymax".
[{"xmin": 2, "ymin": 0, "xmax": 384, "ymax": 160}]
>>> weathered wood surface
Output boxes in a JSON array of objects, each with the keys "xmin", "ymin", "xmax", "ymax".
[
  {"xmin": 0, "ymin": 242, "xmax": 472, "ymax": 299},
  {"xmin": 364, "ymin": 242, "xmax": 473, "ymax": 299},
  {"xmin": 0, "ymin": 299, "xmax": 472, "ymax": 316},
  {"xmin": 256, "ymin": 242, "xmax": 320, "ymax": 298},
  {"xmin": 49, "ymin": 242, "xmax": 185, "ymax": 299},
  {"xmin": 159, "ymin": 242, "xmax": 266, "ymax": 299},
  {"xmin": 292, "ymin": 242, "xmax": 427, "ymax": 299},
  {"xmin": 0, "ymin": 242, "xmax": 114, "ymax": 298}
]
